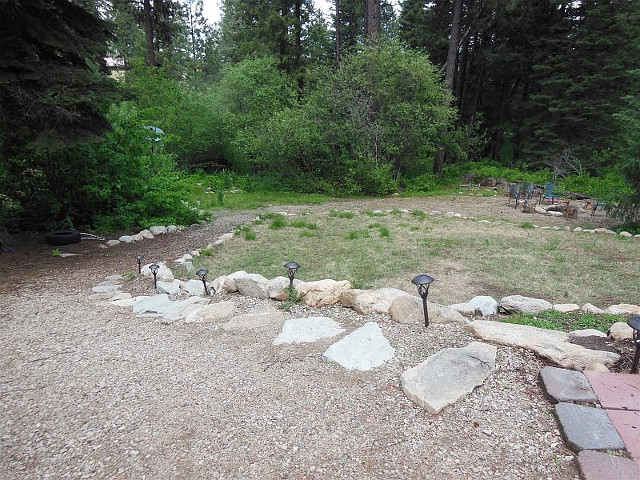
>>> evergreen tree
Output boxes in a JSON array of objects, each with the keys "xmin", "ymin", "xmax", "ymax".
[{"xmin": 0, "ymin": 0, "xmax": 114, "ymax": 155}]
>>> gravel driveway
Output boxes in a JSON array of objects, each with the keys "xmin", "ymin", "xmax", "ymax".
[{"xmin": 0, "ymin": 198, "xmax": 597, "ymax": 479}]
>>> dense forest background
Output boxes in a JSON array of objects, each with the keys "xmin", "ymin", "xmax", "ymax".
[{"xmin": 0, "ymin": 0, "xmax": 639, "ymax": 233}]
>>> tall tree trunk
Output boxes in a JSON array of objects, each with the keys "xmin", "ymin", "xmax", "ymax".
[
  {"xmin": 365, "ymin": 0, "xmax": 380, "ymax": 44},
  {"xmin": 434, "ymin": 0, "xmax": 463, "ymax": 175},
  {"xmin": 143, "ymin": 0, "xmax": 156, "ymax": 67},
  {"xmin": 335, "ymin": 0, "xmax": 341, "ymax": 65}
]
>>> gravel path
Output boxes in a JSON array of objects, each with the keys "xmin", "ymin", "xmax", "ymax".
[{"xmin": 0, "ymin": 199, "xmax": 599, "ymax": 479}]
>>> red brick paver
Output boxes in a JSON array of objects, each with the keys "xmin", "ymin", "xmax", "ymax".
[
  {"xmin": 577, "ymin": 450, "xmax": 640, "ymax": 480},
  {"xmin": 584, "ymin": 372, "xmax": 640, "ymax": 411},
  {"xmin": 605, "ymin": 410, "xmax": 640, "ymax": 465}
]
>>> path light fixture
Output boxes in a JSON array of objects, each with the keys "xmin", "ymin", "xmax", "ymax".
[
  {"xmin": 284, "ymin": 261, "xmax": 300, "ymax": 289},
  {"xmin": 196, "ymin": 268, "xmax": 209, "ymax": 296},
  {"xmin": 149, "ymin": 263, "xmax": 159, "ymax": 290},
  {"xmin": 136, "ymin": 254, "xmax": 144, "ymax": 274},
  {"xmin": 412, "ymin": 274, "xmax": 435, "ymax": 327},
  {"xmin": 628, "ymin": 316, "xmax": 640, "ymax": 374}
]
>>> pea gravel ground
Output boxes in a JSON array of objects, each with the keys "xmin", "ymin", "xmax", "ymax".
[{"xmin": 2, "ymin": 196, "xmax": 617, "ymax": 480}]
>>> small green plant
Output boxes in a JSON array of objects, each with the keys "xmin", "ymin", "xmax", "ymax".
[
  {"xmin": 299, "ymin": 230, "xmax": 316, "ymax": 238},
  {"xmin": 280, "ymin": 286, "xmax": 305, "ymax": 311},
  {"xmin": 124, "ymin": 270, "xmax": 136, "ymax": 281},
  {"xmin": 52, "ymin": 248, "xmax": 61, "ymax": 257},
  {"xmin": 269, "ymin": 215, "xmax": 287, "ymax": 230},
  {"xmin": 217, "ymin": 191, "xmax": 225, "ymax": 206},
  {"xmin": 520, "ymin": 221, "xmax": 535, "ymax": 229},
  {"xmin": 390, "ymin": 208, "xmax": 403, "ymax": 216},
  {"xmin": 329, "ymin": 210, "xmax": 356, "ymax": 219},
  {"xmin": 200, "ymin": 247, "xmax": 214, "ymax": 256},
  {"xmin": 347, "ymin": 229, "xmax": 371, "ymax": 240},
  {"xmin": 290, "ymin": 220, "xmax": 317, "ymax": 229},
  {"xmin": 411, "ymin": 210, "xmax": 427, "ymax": 220},
  {"xmin": 363, "ymin": 210, "xmax": 386, "ymax": 217},
  {"xmin": 378, "ymin": 226, "xmax": 390, "ymax": 238},
  {"xmin": 236, "ymin": 225, "xmax": 256, "ymax": 240}
]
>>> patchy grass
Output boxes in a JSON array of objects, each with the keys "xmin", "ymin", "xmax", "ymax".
[
  {"xmin": 197, "ymin": 206, "xmax": 639, "ymax": 306},
  {"xmin": 501, "ymin": 310, "xmax": 627, "ymax": 333}
]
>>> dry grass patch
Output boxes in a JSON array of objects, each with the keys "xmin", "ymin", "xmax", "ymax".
[{"xmin": 197, "ymin": 207, "xmax": 639, "ymax": 306}]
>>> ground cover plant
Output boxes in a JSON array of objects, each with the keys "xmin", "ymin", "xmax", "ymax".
[{"xmin": 193, "ymin": 201, "xmax": 639, "ymax": 315}]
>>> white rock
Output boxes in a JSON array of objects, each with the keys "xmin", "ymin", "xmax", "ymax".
[
  {"xmin": 322, "ymin": 322, "xmax": 394, "ymax": 371},
  {"xmin": 183, "ymin": 279, "xmax": 210, "ymax": 296},
  {"xmin": 222, "ymin": 305, "xmax": 285, "ymax": 332},
  {"xmin": 132, "ymin": 294, "xmax": 175, "ymax": 315},
  {"xmin": 608, "ymin": 322, "xmax": 634, "ymax": 341},
  {"xmin": 340, "ymin": 288, "xmax": 413, "ymax": 315},
  {"xmin": 619, "ymin": 231, "xmax": 632, "ymax": 237},
  {"xmin": 92, "ymin": 284, "xmax": 120, "ymax": 294},
  {"xmin": 162, "ymin": 296, "xmax": 209, "ymax": 324},
  {"xmin": 106, "ymin": 240, "xmax": 120, "ymax": 247},
  {"xmin": 570, "ymin": 329, "xmax": 607, "ymax": 338},
  {"xmin": 132, "ymin": 233, "xmax": 143, "ymax": 242},
  {"xmin": 466, "ymin": 320, "xmax": 620, "ymax": 370},
  {"xmin": 553, "ymin": 303, "xmax": 580, "ymax": 313},
  {"xmin": 142, "ymin": 262, "xmax": 174, "ymax": 282},
  {"xmin": 500, "ymin": 295, "xmax": 552, "ymax": 314},
  {"xmin": 118, "ymin": 235, "xmax": 134, "ymax": 243},
  {"xmin": 190, "ymin": 250, "xmax": 200, "ymax": 257},
  {"xmin": 233, "ymin": 272, "xmax": 271, "ymax": 299},
  {"xmin": 139, "ymin": 229, "xmax": 154, "ymax": 239},
  {"xmin": 297, "ymin": 279, "xmax": 352, "ymax": 308},
  {"xmin": 167, "ymin": 225, "xmax": 178, "ymax": 234},
  {"xmin": 389, "ymin": 296, "xmax": 467, "ymax": 324},
  {"xmin": 448, "ymin": 302, "xmax": 476, "ymax": 316},
  {"xmin": 581, "ymin": 303, "xmax": 604, "ymax": 314},
  {"xmin": 156, "ymin": 280, "xmax": 181, "ymax": 296},
  {"xmin": 605, "ymin": 304, "xmax": 640, "ymax": 315},
  {"xmin": 273, "ymin": 317, "xmax": 345, "ymax": 345},
  {"xmin": 468, "ymin": 296, "xmax": 499, "ymax": 316},
  {"xmin": 149, "ymin": 226, "xmax": 167, "ymax": 236},
  {"xmin": 401, "ymin": 342, "xmax": 496, "ymax": 414},
  {"xmin": 184, "ymin": 301, "xmax": 236, "ymax": 323},
  {"xmin": 214, "ymin": 233, "xmax": 234, "ymax": 245}
]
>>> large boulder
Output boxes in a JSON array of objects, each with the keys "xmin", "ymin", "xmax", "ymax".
[
  {"xmin": 608, "ymin": 322, "xmax": 634, "ymax": 341},
  {"xmin": 340, "ymin": 288, "xmax": 413, "ymax": 315},
  {"xmin": 142, "ymin": 262, "xmax": 174, "ymax": 282},
  {"xmin": 297, "ymin": 279, "xmax": 352, "ymax": 307},
  {"xmin": 268, "ymin": 276, "xmax": 302, "ymax": 301},
  {"xmin": 605, "ymin": 304, "xmax": 640, "ymax": 315},
  {"xmin": 468, "ymin": 296, "xmax": 499, "ymax": 316},
  {"xmin": 466, "ymin": 320, "xmax": 620, "ymax": 370},
  {"xmin": 162, "ymin": 296, "xmax": 210, "ymax": 324},
  {"xmin": 389, "ymin": 296, "xmax": 467, "ymax": 325},
  {"xmin": 499, "ymin": 295, "xmax": 552, "ymax": 314},
  {"xmin": 184, "ymin": 301, "xmax": 237, "ymax": 324},
  {"xmin": 401, "ymin": 342, "xmax": 497, "ymax": 414},
  {"xmin": 233, "ymin": 272, "xmax": 271, "ymax": 299}
]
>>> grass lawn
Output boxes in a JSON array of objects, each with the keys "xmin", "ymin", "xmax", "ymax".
[{"xmin": 193, "ymin": 201, "xmax": 639, "ymax": 311}]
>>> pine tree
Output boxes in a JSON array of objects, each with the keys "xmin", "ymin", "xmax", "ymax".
[{"xmin": 0, "ymin": 0, "xmax": 114, "ymax": 155}]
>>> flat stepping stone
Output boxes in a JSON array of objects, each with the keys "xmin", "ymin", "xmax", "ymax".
[
  {"xmin": 584, "ymin": 372, "xmax": 640, "ymax": 411},
  {"xmin": 540, "ymin": 366, "xmax": 598, "ymax": 403},
  {"xmin": 322, "ymin": 322, "xmax": 394, "ymax": 371},
  {"xmin": 92, "ymin": 284, "xmax": 121, "ymax": 293},
  {"xmin": 222, "ymin": 305, "xmax": 285, "ymax": 332},
  {"xmin": 577, "ymin": 450, "xmax": 640, "ymax": 480},
  {"xmin": 554, "ymin": 402, "xmax": 625, "ymax": 452},
  {"xmin": 273, "ymin": 317, "xmax": 345, "ymax": 345},
  {"xmin": 132, "ymin": 294, "xmax": 175, "ymax": 315},
  {"xmin": 400, "ymin": 342, "xmax": 496, "ymax": 414}
]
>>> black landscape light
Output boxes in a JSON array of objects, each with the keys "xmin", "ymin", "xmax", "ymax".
[
  {"xmin": 136, "ymin": 254, "xmax": 144, "ymax": 274},
  {"xmin": 196, "ymin": 268, "xmax": 209, "ymax": 295},
  {"xmin": 628, "ymin": 316, "xmax": 640, "ymax": 374},
  {"xmin": 284, "ymin": 261, "xmax": 300, "ymax": 289},
  {"xmin": 412, "ymin": 274, "xmax": 435, "ymax": 327},
  {"xmin": 149, "ymin": 263, "xmax": 159, "ymax": 290}
]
